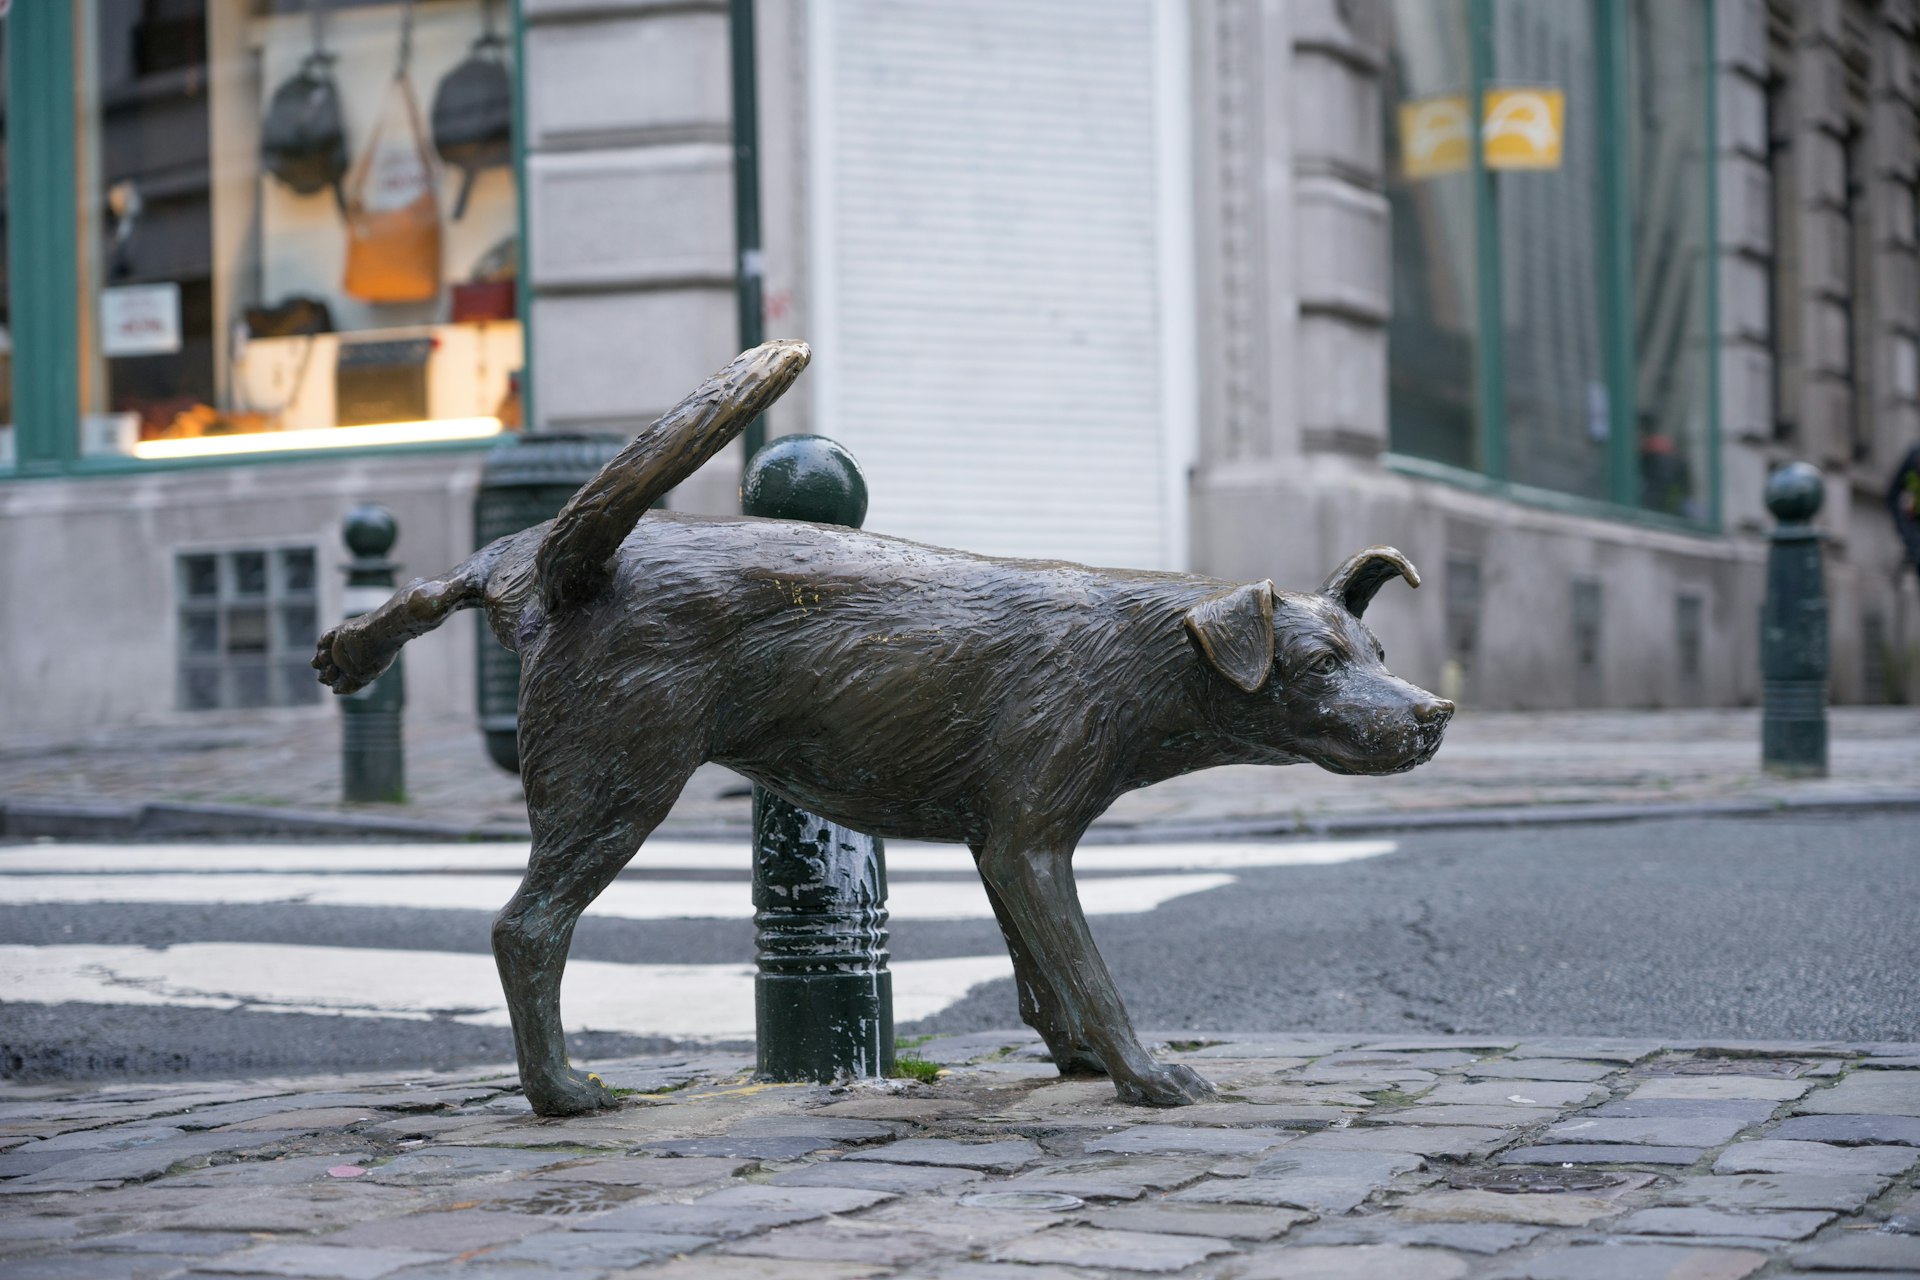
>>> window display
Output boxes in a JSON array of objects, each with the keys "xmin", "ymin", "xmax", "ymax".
[{"xmin": 77, "ymin": 0, "xmax": 522, "ymax": 462}]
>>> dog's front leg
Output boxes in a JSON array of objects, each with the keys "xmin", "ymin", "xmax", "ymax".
[{"xmin": 974, "ymin": 838, "xmax": 1216, "ymax": 1107}]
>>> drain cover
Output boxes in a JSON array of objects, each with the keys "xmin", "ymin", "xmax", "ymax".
[
  {"xmin": 959, "ymin": 1190, "xmax": 1084, "ymax": 1211},
  {"xmin": 1449, "ymin": 1167, "xmax": 1627, "ymax": 1195}
]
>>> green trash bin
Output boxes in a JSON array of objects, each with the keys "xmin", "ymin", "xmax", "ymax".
[{"xmin": 472, "ymin": 432, "xmax": 625, "ymax": 773}]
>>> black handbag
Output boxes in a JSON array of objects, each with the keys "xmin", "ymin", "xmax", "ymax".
[
  {"xmin": 262, "ymin": 4, "xmax": 348, "ymax": 211},
  {"xmin": 244, "ymin": 295, "xmax": 335, "ymax": 340},
  {"xmin": 432, "ymin": 0, "xmax": 513, "ymax": 220}
]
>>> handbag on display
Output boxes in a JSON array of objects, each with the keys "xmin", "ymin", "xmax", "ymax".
[
  {"xmin": 342, "ymin": 0, "xmax": 444, "ymax": 304},
  {"xmin": 431, "ymin": 0, "xmax": 514, "ymax": 220},
  {"xmin": 261, "ymin": 2, "xmax": 349, "ymax": 211},
  {"xmin": 244, "ymin": 295, "xmax": 336, "ymax": 339}
]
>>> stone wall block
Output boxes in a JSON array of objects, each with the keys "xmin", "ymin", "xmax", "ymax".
[
  {"xmin": 530, "ymin": 289, "xmax": 737, "ymax": 432},
  {"xmin": 1800, "ymin": 0, "xmax": 1847, "ymax": 46},
  {"xmin": 1295, "ymin": 177, "xmax": 1389, "ymax": 323},
  {"xmin": 1718, "ymin": 155, "xmax": 1771, "ymax": 255},
  {"xmin": 529, "ymin": 145, "xmax": 735, "ymax": 290},
  {"xmin": 1289, "ymin": 0, "xmax": 1385, "ymax": 70},
  {"xmin": 1872, "ymin": 100, "xmax": 1919, "ymax": 180},
  {"xmin": 1889, "ymin": 333, "xmax": 1920, "ymax": 400},
  {"xmin": 1797, "ymin": 206, "xmax": 1848, "ymax": 297},
  {"xmin": 1719, "ymin": 72, "xmax": 1769, "ymax": 158},
  {"xmin": 1799, "ymin": 129, "xmax": 1847, "ymax": 208},
  {"xmin": 1720, "ymin": 343, "xmax": 1774, "ymax": 442},
  {"xmin": 1879, "ymin": 180, "xmax": 1917, "ymax": 249},
  {"xmin": 1716, "ymin": 0, "xmax": 1767, "ymax": 75},
  {"xmin": 1295, "ymin": 314, "xmax": 1386, "ymax": 453},
  {"xmin": 1795, "ymin": 46, "xmax": 1848, "ymax": 135},
  {"xmin": 526, "ymin": 9, "xmax": 729, "ymax": 149},
  {"xmin": 1805, "ymin": 296, "xmax": 1852, "ymax": 376},
  {"xmin": 1720, "ymin": 254, "xmax": 1772, "ymax": 343},
  {"xmin": 1799, "ymin": 378, "xmax": 1854, "ymax": 467},
  {"xmin": 1291, "ymin": 50, "xmax": 1382, "ymax": 182}
]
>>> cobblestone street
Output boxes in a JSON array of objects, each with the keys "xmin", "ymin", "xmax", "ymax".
[{"xmin": 3, "ymin": 1034, "xmax": 1917, "ymax": 1278}]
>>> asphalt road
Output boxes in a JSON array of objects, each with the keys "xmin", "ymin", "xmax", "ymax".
[{"xmin": 2, "ymin": 811, "xmax": 1915, "ymax": 1081}]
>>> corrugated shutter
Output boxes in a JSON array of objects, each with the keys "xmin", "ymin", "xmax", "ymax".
[{"xmin": 810, "ymin": 0, "xmax": 1186, "ymax": 569}]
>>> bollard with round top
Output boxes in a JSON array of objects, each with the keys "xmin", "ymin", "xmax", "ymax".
[
  {"xmin": 1761, "ymin": 462, "xmax": 1828, "ymax": 777},
  {"xmin": 340, "ymin": 504, "xmax": 407, "ymax": 803},
  {"xmin": 740, "ymin": 435, "xmax": 894, "ymax": 1083}
]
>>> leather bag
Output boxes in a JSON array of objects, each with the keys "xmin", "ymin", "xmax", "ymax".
[
  {"xmin": 261, "ymin": 6, "xmax": 348, "ymax": 209},
  {"xmin": 431, "ymin": 1, "xmax": 513, "ymax": 220},
  {"xmin": 342, "ymin": 4, "xmax": 443, "ymax": 304}
]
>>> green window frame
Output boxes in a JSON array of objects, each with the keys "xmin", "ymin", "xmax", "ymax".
[
  {"xmin": 2, "ymin": 1, "xmax": 535, "ymax": 481},
  {"xmin": 1385, "ymin": 0, "xmax": 1722, "ymax": 536}
]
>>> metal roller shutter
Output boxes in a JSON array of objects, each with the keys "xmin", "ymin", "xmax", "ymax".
[{"xmin": 808, "ymin": 0, "xmax": 1194, "ymax": 570}]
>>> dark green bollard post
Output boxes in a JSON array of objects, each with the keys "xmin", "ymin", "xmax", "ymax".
[
  {"xmin": 1762, "ymin": 462, "xmax": 1829, "ymax": 777},
  {"xmin": 340, "ymin": 505, "xmax": 406, "ymax": 803},
  {"xmin": 741, "ymin": 435, "xmax": 894, "ymax": 1082},
  {"xmin": 473, "ymin": 433, "xmax": 626, "ymax": 773}
]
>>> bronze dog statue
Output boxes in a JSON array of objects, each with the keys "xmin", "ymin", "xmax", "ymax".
[{"xmin": 315, "ymin": 341, "xmax": 1453, "ymax": 1115}]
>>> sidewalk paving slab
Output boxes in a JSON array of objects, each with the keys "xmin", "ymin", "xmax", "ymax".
[
  {"xmin": 4, "ymin": 706, "xmax": 1918, "ymax": 840},
  {"xmin": 0, "ymin": 1036, "xmax": 1916, "ymax": 1279}
]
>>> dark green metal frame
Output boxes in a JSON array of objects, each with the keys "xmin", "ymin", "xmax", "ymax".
[
  {"xmin": 2, "ymin": 1, "xmax": 534, "ymax": 482},
  {"xmin": 1406, "ymin": 0, "xmax": 1721, "ymax": 533}
]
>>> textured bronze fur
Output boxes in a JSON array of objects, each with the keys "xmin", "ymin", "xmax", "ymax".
[{"xmin": 315, "ymin": 341, "xmax": 1454, "ymax": 1115}]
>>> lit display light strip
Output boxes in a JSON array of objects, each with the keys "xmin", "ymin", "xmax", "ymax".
[{"xmin": 131, "ymin": 417, "xmax": 504, "ymax": 460}]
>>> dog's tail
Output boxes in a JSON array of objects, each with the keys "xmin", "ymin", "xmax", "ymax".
[
  {"xmin": 534, "ymin": 340, "xmax": 812, "ymax": 614},
  {"xmin": 314, "ymin": 340, "xmax": 809, "ymax": 697}
]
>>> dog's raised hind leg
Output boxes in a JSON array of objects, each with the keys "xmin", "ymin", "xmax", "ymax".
[
  {"xmin": 972, "ymin": 847, "xmax": 1106, "ymax": 1077},
  {"xmin": 974, "ymin": 835, "xmax": 1215, "ymax": 1107}
]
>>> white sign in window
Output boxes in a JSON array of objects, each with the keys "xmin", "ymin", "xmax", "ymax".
[{"xmin": 100, "ymin": 283, "xmax": 183, "ymax": 357}]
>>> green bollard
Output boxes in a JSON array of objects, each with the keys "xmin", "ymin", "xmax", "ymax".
[
  {"xmin": 340, "ymin": 505, "xmax": 406, "ymax": 803},
  {"xmin": 1761, "ymin": 462, "xmax": 1828, "ymax": 777},
  {"xmin": 741, "ymin": 435, "xmax": 894, "ymax": 1083}
]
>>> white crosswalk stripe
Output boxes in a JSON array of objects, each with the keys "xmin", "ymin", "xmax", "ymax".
[{"xmin": 0, "ymin": 837, "xmax": 1396, "ymax": 1041}]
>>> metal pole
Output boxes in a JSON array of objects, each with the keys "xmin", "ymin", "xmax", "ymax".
[
  {"xmin": 729, "ymin": 0, "xmax": 768, "ymax": 469},
  {"xmin": 1761, "ymin": 462, "xmax": 1828, "ymax": 777},
  {"xmin": 741, "ymin": 436, "xmax": 893, "ymax": 1083},
  {"xmin": 339, "ymin": 505, "xmax": 406, "ymax": 803}
]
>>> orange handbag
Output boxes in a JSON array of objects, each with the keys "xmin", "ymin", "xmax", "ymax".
[{"xmin": 342, "ymin": 14, "xmax": 442, "ymax": 304}]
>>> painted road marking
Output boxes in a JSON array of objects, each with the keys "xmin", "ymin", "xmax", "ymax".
[
  {"xmin": 0, "ymin": 871, "xmax": 1237, "ymax": 921},
  {"xmin": 0, "ymin": 839, "xmax": 1396, "ymax": 875},
  {"xmin": 0, "ymin": 943, "xmax": 1012, "ymax": 1041}
]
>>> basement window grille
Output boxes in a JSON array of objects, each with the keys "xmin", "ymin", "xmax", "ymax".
[{"xmin": 176, "ymin": 546, "xmax": 322, "ymax": 710}]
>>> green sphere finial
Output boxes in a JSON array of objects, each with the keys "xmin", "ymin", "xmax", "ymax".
[
  {"xmin": 343, "ymin": 503, "xmax": 399, "ymax": 558},
  {"xmin": 741, "ymin": 435, "xmax": 869, "ymax": 529},
  {"xmin": 1764, "ymin": 462, "xmax": 1824, "ymax": 525}
]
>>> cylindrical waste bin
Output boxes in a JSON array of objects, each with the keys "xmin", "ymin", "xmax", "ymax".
[{"xmin": 472, "ymin": 432, "xmax": 624, "ymax": 772}]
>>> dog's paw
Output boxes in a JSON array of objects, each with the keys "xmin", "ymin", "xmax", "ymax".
[
  {"xmin": 525, "ymin": 1069, "xmax": 620, "ymax": 1117},
  {"xmin": 1114, "ymin": 1063, "xmax": 1217, "ymax": 1108}
]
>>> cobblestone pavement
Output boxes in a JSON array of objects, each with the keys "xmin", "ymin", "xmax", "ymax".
[
  {"xmin": 4, "ymin": 1034, "xmax": 1917, "ymax": 1278},
  {"xmin": 3, "ymin": 706, "xmax": 1918, "ymax": 836}
]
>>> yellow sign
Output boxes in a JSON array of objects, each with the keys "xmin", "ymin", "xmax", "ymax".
[
  {"xmin": 1399, "ymin": 95, "xmax": 1472, "ymax": 180},
  {"xmin": 1399, "ymin": 87, "xmax": 1565, "ymax": 179},
  {"xmin": 1483, "ymin": 87, "xmax": 1564, "ymax": 170}
]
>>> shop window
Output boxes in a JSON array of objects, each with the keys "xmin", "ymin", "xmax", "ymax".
[
  {"xmin": 0, "ymin": 20, "xmax": 12, "ymax": 472},
  {"xmin": 77, "ymin": 0, "xmax": 522, "ymax": 464},
  {"xmin": 177, "ymin": 545, "xmax": 322, "ymax": 709},
  {"xmin": 1383, "ymin": 0, "xmax": 1715, "ymax": 526}
]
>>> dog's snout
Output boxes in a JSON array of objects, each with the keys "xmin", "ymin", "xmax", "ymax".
[{"xmin": 1413, "ymin": 696, "xmax": 1455, "ymax": 726}]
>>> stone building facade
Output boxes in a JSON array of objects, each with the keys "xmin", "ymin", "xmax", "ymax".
[{"xmin": 2, "ymin": 0, "xmax": 1915, "ymax": 739}]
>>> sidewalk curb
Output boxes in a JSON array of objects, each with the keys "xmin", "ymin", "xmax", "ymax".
[{"xmin": 4, "ymin": 789, "xmax": 1918, "ymax": 843}]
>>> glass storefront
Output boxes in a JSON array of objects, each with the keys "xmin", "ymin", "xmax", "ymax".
[
  {"xmin": 0, "ymin": 19, "xmax": 11, "ymax": 471},
  {"xmin": 1384, "ymin": 0, "xmax": 1715, "ymax": 526},
  {"xmin": 74, "ymin": 0, "xmax": 521, "ymax": 463}
]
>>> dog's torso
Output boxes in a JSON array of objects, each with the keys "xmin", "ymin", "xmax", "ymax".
[{"xmin": 505, "ymin": 513, "xmax": 1269, "ymax": 845}]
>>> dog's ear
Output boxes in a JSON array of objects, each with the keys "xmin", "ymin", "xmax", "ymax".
[
  {"xmin": 1321, "ymin": 546, "xmax": 1420, "ymax": 618},
  {"xmin": 1184, "ymin": 581, "xmax": 1275, "ymax": 693}
]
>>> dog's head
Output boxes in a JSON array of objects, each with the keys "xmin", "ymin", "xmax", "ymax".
[{"xmin": 1184, "ymin": 547, "xmax": 1453, "ymax": 775}]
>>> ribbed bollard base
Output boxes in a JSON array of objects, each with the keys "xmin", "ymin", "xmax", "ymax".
[
  {"xmin": 1762, "ymin": 679, "xmax": 1828, "ymax": 777},
  {"xmin": 754, "ymin": 906, "xmax": 894, "ymax": 1082},
  {"xmin": 342, "ymin": 710, "xmax": 405, "ymax": 802}
]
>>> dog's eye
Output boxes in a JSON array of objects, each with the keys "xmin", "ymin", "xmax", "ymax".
[{"xmin": 1308, "ymin": 653, "xmax": 1340, "ymax": 676}]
